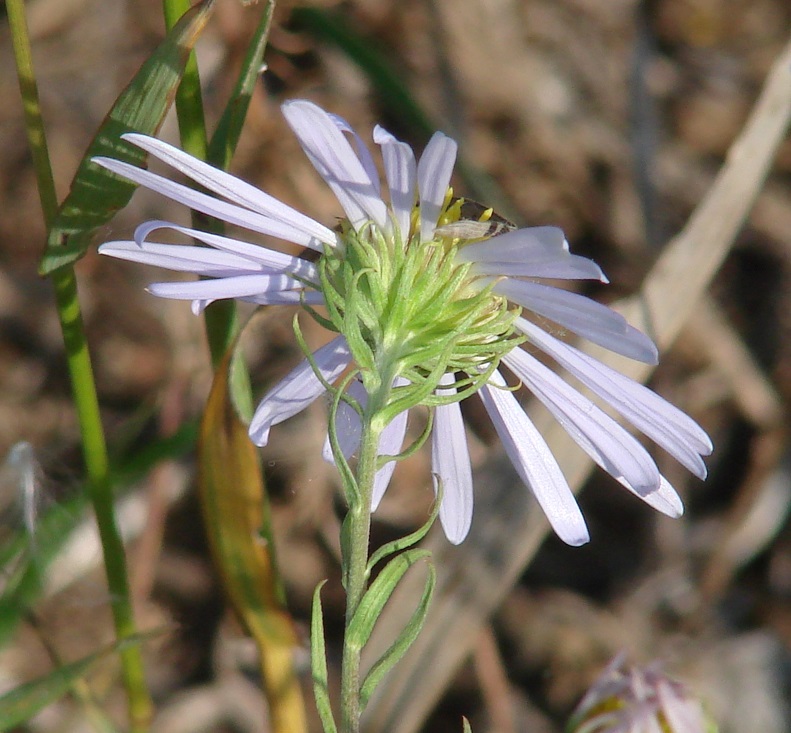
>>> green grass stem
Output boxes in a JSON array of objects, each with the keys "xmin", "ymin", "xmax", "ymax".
[{"xmin": 7, "ymin": 1, "xmax": 153, "ymax": 729}]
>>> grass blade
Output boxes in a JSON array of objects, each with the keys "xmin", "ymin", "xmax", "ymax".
[
  {"xmin": 38, "ymin": 0, "xmax": 216, "ymax": 275},
  {"xmin": 207, "ymin": 0, "xmax": 275, "ymax": 169},
  {"xmin": 0, "ymin": 636, "xmax": 150, "ymax": 732},
  {"xmin": 310, "ymin": 581, "xmax": 338, "ymax": 733}
]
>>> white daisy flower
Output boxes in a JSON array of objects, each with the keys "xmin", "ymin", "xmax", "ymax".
[
  {"xmin": 98, "ymin": 99, "xmax": 711, "ymax": 547},
  {"xmin": 569, "ymin": 654, "xmax": 710, "ymax": 733}
]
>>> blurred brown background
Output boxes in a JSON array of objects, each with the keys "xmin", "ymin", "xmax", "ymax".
[{"xmin": 1, "ymin": 0, "xmax": 791, "ymax": 731}]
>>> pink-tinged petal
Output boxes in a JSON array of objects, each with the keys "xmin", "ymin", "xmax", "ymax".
[
  {"xmin": 516, "ymin": 318, "xmax": 712, "ymax": 477},
  {"xmin": 370, "ymin": 404, "xmax": 409, "ymax": 511},
  {"xmin": 478, "ymin": 369, "xmax": 589, "ymax": 546},
  {"xmin": 416, "ymin": 131, "xmax": 457, "ymax": 242},
  {"xmin": 329, "ymin": 113, "xmax": 381, "ymax": 196},
  {"xmin": 502, "ymin": 348, "xmax": 661, "ymax": 494},
  {"xmin": 432, "ymin": 373, "xmax": 474, "ymax": 544},
  {"xmin": 119, "ymin": 133, "xmax": 335, "ymax": 245},
  {"xmin": 281, "ymin": 100, "xmax": 388, "ymax": 231},
  {"xmin": 134, "ymin": 221, "xmax": 319, "ymax": 282},
  {"xmin": 249, "ymin": 337, "xmax": 352, "ymax": 446},
  {"xmin": 493, "ymin": 279, "xmax": 659, "ymax": 364},
  {"xmin": 373, "ymin": 126, "xmax": 417, "ymax": 244},
  {"xmin": 656, "ymin": 679, "xmax": 707, "ymax": 732},
  {"xmin": 99, "ymin": 240, "xmax": 259, "ymax": 275},
  {"xmin": 147, "ymin": 272, "xmax": 306, "ymax": 300},
  {"xmin": 93, "ymin": 156, "xmax": 329, "ymax": 251},
  {"xmin": 470, "ymin": 253, "xmax": 606, "ymax": 281}
]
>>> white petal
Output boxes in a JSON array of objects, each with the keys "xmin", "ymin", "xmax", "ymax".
[
  {"xmin": 616, "ymin": 475, "xmax": 684, "ymax": 518},
  {"xmin": 416, "ymin": 131, "xmax": 457, "ymax": 242},
  {"xmin": 516, "ymin": 318, "xmax": 712, "ymax": 477},
  {"xmin": 99, "ymin": 240, "xmax": 259, "ymax": 275},
  {"xmin": 458, "ymin": 226, "xmax": 569, "ymax": 261},
  {"xmin": 93, "ymin": 156, "xmax": 329, "ymax": 250},
  {"xmin": 657, "ymin": 679, "xmax": 706, "ymax": 731},
  {"xmin": 321, "ymin": 377, "xmax": 409, "ymax": 511},
  {"xmin": 248, "ymin": 336, "xmax": 351, "ymax": 446},
  {"xmin": 322, "ymin": 379, "xmax": 365, "ymax": 464},
  {"xmin": 493, "ymin": 279, "xmax": 659, "ymax": 363},
  {"xmin": 373, "ymin": 125, "xmax": 417, "ymax": 243},
  {"xmin": 478, "ymin": 369, "xmax": 589, "ymax": 546},
  {"xmin": 457, "ymin": 226, "xmax": 606, "ymax": 281},
  {"xmin": 147, "ymin": 272, "xmax": 306, "ymax": 300},
  {"xmin": 432, "ymin": 373, "xmax": 474, "ymax": 544},
  {"xmin": 502, "ymin": 348, "xmax": 661, "ymax": 494},
  {"xmin": 470, "ymin": 254, "xmax": 606, "ymax": 281},
  {"xmin": 135, "ymin": 221, "xmax": 319, "ymax": 282},
  {"xmin": 281, "ymin": 100, "xmax": 388, "ymax": 231},
  {"xmin": 192, "ymin": 299, "xmax": 212, "ymax": 315},
  {"xmin": 241, "ymin": 291, "xmax": 324, "ymax": 307},
  {"xmin": 370, "ymin": 404, "xmax": 409, "ymax": 511},
  {"xmin": 120, "ymin": 133, "xmax": 335, "ymax": 245},
  {"xmin": 329, "ymin": 113, "xmax": 381, "ymax": 196}
]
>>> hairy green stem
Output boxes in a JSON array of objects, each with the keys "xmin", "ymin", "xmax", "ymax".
[
  {"xmin": 340, "ymin": 416, "xmax": 381, "ymax": 733},
  {"xmin": 7, "ymin": 1, "xmax": 153, "ymax": 729},
  {"xmin": 340, "ymin": 369, "xmax": 395, "ymax": 733}
]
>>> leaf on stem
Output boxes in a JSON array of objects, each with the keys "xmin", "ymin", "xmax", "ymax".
[
  {"xmin": 310, "ymin": 582, "xmax": 338, "ymax": 733},
  {"xmin": 38, "ymin": 0, "xmax": 216, "ymax": 276},
  {"xmin": 347, "ymin": 548, "xmax": 431, "ymax": 653},
  {"xmin": 199, "ymin": 347, "xmax": 307, "ymax": 733},
  {"xmin": 359, "ymin": 558, "xmax": 436, "ymax": 710},
  {"xmin": 366, "ymin": 486, "xmax": 441, "ymax": 575}
]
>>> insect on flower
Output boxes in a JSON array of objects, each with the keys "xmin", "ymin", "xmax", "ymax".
[
  {"xmin": 434, "ymin": 198, "xmax": 516, "ymax": 240},
  {"xmin": 97, "ymin": 100, "xmax": 712, "ymax": 546}
]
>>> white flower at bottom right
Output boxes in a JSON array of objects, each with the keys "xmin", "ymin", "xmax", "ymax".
[{"xmin": 568, "ymin": 654, "xmax": 711, "ymax": 733}]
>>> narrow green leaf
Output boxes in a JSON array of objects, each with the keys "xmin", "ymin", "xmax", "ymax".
[
  {"xmin": 199, "ymin": 348, "xmax": 307, "ymax": 733},
  {"xmin": 366, "ymin": 486, "xmax": 441, "ymax": 575},
  {"xmin": 207, "ymin": 0, "xmax": 275, "ymax": 170},
  {"xmin": 347, "ymin": 549, "xmax": 431, "ymax": 653},
  {"xmin": 38, "ymin": 0, "xmax": 216, "ymax": 276},
  {"xmin": 359, "ymin": 561, "xmax": 436, "ymax": 709},
  {"xmin": 310, "ymin": 581, "xmax": 338, "ymax": 733},
  {"xmin": 340, "ymin": 510, "xmax": 354, "ymax": 592},
  {"xmin": 0, "ymin": 637, "xmax": 144, "ymax": 731}
]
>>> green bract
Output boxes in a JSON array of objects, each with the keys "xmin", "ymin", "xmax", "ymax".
[{"xmin": 314, "ymin": 197, "xmax": 523, "ymax": 420}]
